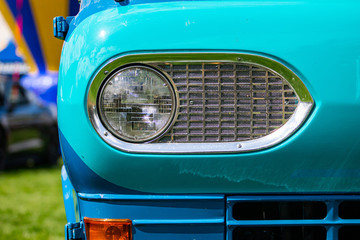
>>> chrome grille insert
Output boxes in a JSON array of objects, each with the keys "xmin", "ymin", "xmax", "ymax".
[
  {"xmin": 152, "ymin": 63, "xmax": 298, "ymax": 143},
  {"xmin": 87, "ymin": 53, "xmax": 314, "ymax": 153}
]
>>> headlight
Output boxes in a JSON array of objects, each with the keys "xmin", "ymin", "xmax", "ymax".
[{"xmin": 98, "ymin": 65, "xmax": 176, "ymax": 142}]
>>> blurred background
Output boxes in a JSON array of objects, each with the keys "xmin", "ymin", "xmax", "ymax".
[{"xmin": 0, "ymin": 0, "xmax": 79, "ymax": 239}]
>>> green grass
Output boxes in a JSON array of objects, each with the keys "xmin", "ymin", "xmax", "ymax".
[{"xmin": 0, "ymin": 165, "xmax": 66, "ymax": 240}]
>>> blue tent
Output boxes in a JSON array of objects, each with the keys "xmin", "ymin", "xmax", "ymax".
[
  {"xmin": 0, "ymin": 40, "xmax": 28, "ymax": 75},
  {"xmin": 0, "ymin": 40, "xmax": 57, "ymax": 106}
]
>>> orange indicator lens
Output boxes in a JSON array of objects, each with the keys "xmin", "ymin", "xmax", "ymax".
[{"xmin": 84, "ymin": 217, "xmax": 132, "ymax": 240}]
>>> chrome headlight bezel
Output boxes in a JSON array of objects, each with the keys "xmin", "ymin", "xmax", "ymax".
[{"xmin": 87, "ymin": 52, "xmax": 314, "ymax": 154}]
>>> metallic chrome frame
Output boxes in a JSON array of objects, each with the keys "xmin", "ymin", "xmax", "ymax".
[
  {"xmin": 97, "ymin": 65, "xmax": 178, "ymax": 143},
  {"xmin": 87, "ymin": 52, "xmax": 314, "ymax": 154}
]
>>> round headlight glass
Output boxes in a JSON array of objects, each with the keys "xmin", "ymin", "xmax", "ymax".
[{"xmin": 98, "ymin": 65, "xmax": 176, "ymax": 142}]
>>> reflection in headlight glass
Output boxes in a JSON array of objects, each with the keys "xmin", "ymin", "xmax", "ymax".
[{"xmin": 99, "ymin": 66, "xmax": 174, "ymax": 142}]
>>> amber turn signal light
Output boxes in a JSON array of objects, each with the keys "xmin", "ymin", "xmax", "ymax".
[{"xmin": 84, "ymin": 217, "xmax": 132, "ymax": 240}]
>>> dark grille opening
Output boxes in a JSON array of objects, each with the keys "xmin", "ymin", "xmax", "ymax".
[
  {"xmin": 232, "ymin": 202, "xmax": 327, "ymax": 220},
  {"xmin": 339, "ymin": 201, "xmax": 360, "ymax": 219},
  {"xmin": 339, "ymin": 226, "xmax": 360, "ymax": 240},
  {"xmin": 233, "ymin": 227, "xmax": 326, "ymax": 240}
]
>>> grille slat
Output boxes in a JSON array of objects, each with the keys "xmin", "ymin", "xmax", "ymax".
[
  {"xmin": 228, "ymin": 196, "xmax": 360, "ymax": 240},
  {"xmin": 153, "ymin": 62, "xmax": 299, "ymax": 143}
]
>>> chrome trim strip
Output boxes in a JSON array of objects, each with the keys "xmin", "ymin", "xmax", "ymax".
[{"xmin": 87, "ymin": 52, "xmax": 314, "ymax": 154}]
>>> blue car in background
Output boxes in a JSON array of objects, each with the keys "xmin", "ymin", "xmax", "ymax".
[
  {"xmin": 0, "ymin": 38, "xmax": 58, "ymax": 169},
  {"xmin": 56, "ymin": 0, "xmax": 360, "ymax": 240},
  {"xmin": 0, "ymin": 76, "xmax": 59, "ymax": 169}
]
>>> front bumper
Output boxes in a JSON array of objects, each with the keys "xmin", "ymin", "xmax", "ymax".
[
  {"xmin": 63, "ymin": 184, "xmax": 360, "ymax": 240},
  {"xmin": 62, "ymin": 163, "xmax": 360, "ymax": 240}
]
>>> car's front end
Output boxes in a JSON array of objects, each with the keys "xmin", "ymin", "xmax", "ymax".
[{"xmin": 58, "ymin": 1, "xmax": 360, "ymax": 239}]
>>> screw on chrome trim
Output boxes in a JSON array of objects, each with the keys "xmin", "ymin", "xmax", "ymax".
[
  {"xmin": 237, "ymin": 144, "xmax": 242, "ymax": 148},
  {"xmin": 189, "ymin": 100, "xmax": 194, "ymax": 105},
  {"xmin": 163, "ymin": 83, "xmax": 167, "ymax": 86},
  {"xmin": 104, "ymin": 71, "xmax": 109, "ymax": 75},
  {"xmin": 104, "ymin": 131, "xmax": 108, "ymax": 136}
]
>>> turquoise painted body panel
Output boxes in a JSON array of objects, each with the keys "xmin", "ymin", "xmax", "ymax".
[{"xmin": 58, "ymin": 0, "xmax": 360, "ymax": 194}]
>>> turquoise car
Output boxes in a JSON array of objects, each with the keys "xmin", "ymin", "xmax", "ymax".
[{"xmin": 56, "ymin": 0, "xmax": 360, "ymax": 239}]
